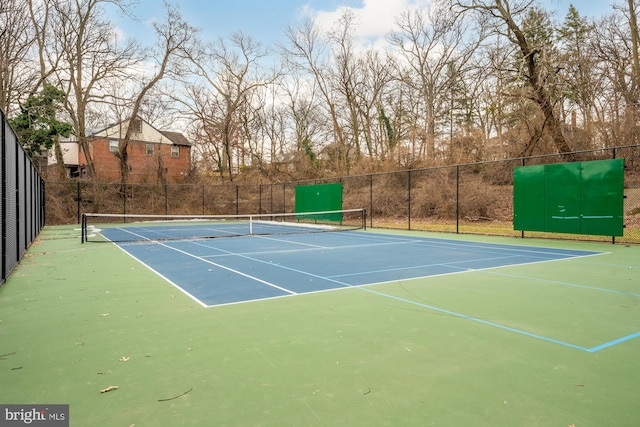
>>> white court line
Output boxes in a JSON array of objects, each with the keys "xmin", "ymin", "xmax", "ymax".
[
  {"xmin": 112, "ymin": 228, "xmax": 298, "ymax": 296},
  {"xmin": 108, "ymin": 228, "xmax": 607, "ymax": 310}
]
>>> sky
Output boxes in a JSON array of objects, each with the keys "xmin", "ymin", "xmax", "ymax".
[{"xmin": 110, "ymin": 0, "xmax": 618, "ymax": 49}]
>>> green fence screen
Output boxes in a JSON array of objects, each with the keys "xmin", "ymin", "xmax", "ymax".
[
  {"xmin": 295, "ymin": 183, "xmax": 343, "ymax": 222},
  {"xmin": 514, "ymin": 159, "xmax": 624, "ymax": 236}
]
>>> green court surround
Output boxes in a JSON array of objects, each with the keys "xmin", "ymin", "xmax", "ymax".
[{"xmin": 0, "ymin": 225, "xmax": 638, "ymax": 426}]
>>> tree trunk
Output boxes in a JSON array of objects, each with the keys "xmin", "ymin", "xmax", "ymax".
[
  {"xmin": 495, "ymin": 1, "xmax": 574, "ymax": 159},
  {"xmin": 53, "ymin": 138, "xmax": 67, "ymax": 180}
]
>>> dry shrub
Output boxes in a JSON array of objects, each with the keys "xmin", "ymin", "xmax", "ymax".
[
  {"xmin": 45, "ymin": 182, "xmax": 79, "ymax": 225},
  {"xmin": 409, "ymin": 170, "xmax": 509, "ymax": 221},
  {"xmin": 458, "ymin": 178, "xmax": 499, "ymax": 220},
  {"xmin": 82, "ymin": 183, "xmax": 125, "ymax": 214},
  {"xmin": 342, "ymin": 175, "xmax": 372, "ymax": 211},
  {"xmin": 480, "ymin": 161, "xmax": 517, "ymax": 185},
  {"xmin": 410, "ymin": 169, "xmax": 456, "ymax": 219},
  {"xmin": 369, "ymin": 172, "xmax": 408, "ymax": 218}
]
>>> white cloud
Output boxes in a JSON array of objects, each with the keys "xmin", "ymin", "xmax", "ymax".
[{"xmin": 302, "ymin": 0, "xmax": 432, "ymax": 49}]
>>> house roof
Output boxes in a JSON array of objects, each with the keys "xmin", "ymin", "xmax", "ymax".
[
  {"xmin": 160, "ymin": 130, "xmax": 191, "ymax": 146},
  {"xmin": 89, "ymin": 116, "xmax": 191, "ymax": 147}
]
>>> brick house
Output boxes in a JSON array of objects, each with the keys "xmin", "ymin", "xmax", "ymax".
[{"xmin": 51, "ymin": 117, "xmax": 191, "ymax": 183}]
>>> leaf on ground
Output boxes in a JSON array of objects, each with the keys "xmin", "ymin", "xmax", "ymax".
[{"xmin": 158, "ymin": 387, "xmax": 193, "ymax": 402}]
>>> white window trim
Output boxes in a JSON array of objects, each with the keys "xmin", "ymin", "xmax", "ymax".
[
  {"xmin": 109, "ymin": 140, "xmax": 119, "ymax": 153},
  {"xmin": 132, "ymin": 118, "xmax": 142, "ymax": 133}
]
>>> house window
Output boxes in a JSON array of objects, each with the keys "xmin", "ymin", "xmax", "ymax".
[
  {"xmin": 171, "ymin": 145, "xmax": 179, "ymax": 158},
  {"xmin": 109, "ymin": 140, "xmax": 119, "ymax": 153},
  {"xmin": 146, "ymin": 143, "xmax": 154, "ymax": 156},
  {"xmin": 132, "ymin": 118, "xmax": 142, "ymax": 133}
]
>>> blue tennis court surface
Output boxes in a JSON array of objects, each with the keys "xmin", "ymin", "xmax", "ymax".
[{"xmin": 104, "ymin": 229, "xmax": 602, "ymax": 308}]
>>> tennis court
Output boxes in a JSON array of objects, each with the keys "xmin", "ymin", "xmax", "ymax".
[
  {"xmin": 91, "ymin": 218, "xmax": 637, "ymax": 353},
  {"xmin": 0, "ymin": 221, "xmax": 638, "ymax": 426}
]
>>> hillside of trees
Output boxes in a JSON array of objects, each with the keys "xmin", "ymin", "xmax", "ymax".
[{"xmin": 2, "ymin": 0, "xmax": 639, "ymax": 184}]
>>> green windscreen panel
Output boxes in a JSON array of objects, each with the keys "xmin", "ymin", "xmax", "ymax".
[
  {"xmin": 513, "ymin": 159, "xmax": 624, "ymax": 236},
  {"xmin": 513, "ymin": 165, "xmax": 546, "ymax": 232},
  {"xmin": 545, "ymin": 162, "xmax": 582, "ymax": 234},
  {"xmin": 295, "ymin": 183, "xmax": 343, "ymax": 222},
  {"xmin": 581, "ymin": 159, "xmax": 625, "ymax": 236}
]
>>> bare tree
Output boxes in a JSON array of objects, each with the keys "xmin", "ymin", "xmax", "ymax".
[
  {"xmin": 237, "ymin": 84, "xmax": 268, "ymax": 171},
  {"xmin": 282, "ymin": 10, "xmax": 395, "ymax": 173},
  {"xmin": 37, "ymin": 0, "xmax": 139, "ymax": 180},
  {"xmin": 27, "ymin": 0, "xmax": 62, "ymax": 96},
  {"xmin": 327, "ymin": 10, "xmax": 364, "ymax": 164},
  {"xmin": 618, "ymin": 0, "xmax": 640, "ymax": 147},
  {"xmin": 556, "ymin": 5, "xmax": 599, "ymax": 146},
  {"xmin": 356, "ymin": 49, "xmax": 393, "ymax": 160},
  {"xmin": 279, "ymin": 71, "xmax": 326, "ymax": 176},
  {"xmin": 262, "ymin": 103, "xmax": 290, "ymax": 176},
  {"xmin": 282, "ymin": 18, "xmax": 351, "ymax": 174},
  {"xmin": 27, "ymin": 0, "xmax": 70, "ymax": 177},
  {"xmin": 628, "ymin": 0, "xmax": 640, "ymax": 100},
  {"xmin": 184, "ymin": 32, "xmax": 279, "ymax": 181},
  {"xmin": 476, "ymin": 37, "xmax": 513, "ymax": 156},
  {"xmin": 590, "ymin": 1, "xmax": 640, "ymax": 148},
  {"xmin": 115, "ymin": 3, "xmax": 198, "ymax": 184},
  {"xmin": 389, "ymin": 1, "xmax": 483, "ymax": 164},
  {"xmin": 455, "ymin": 0, "xmax": 573, "ymax": 158},
  {"xmin": 0, "ymin": 0, "xmax": 38, "ymax": 114}
]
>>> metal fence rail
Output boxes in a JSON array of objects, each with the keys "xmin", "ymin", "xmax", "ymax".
[
  {"xmin": 1, "ymin": 109, "xmax": 46, "ymax": 285},
  {"xmin": 46, "ymin": 145, "xmax": 640, "ymax": 244}
]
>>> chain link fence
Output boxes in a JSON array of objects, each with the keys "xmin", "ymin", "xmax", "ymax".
[
  {"xmin": 46, "ymin": 145, "xmax": 640, "ymax": 244},
  {"xmin": 1, "ymin": 109, "xmax": 45, "ymax": 285}
]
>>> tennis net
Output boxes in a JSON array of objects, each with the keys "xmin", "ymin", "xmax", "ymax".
[{"xmin": 81, "ymin": 209, "xmax": 366, "ymax": 243}]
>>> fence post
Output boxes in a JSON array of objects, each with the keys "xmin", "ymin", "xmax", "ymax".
[
  {"xmin": 408, "ymin": 170, "xmax": 411, "ymax": 230},
  {"xmin": 612, "ymin": 147, "xmax": 617, "ymax": 245},
  {"xmin": 369, "ymin": 174, "xmax": 373, "ymax": 229},
  {"xmin": 77, "ymin": 181, "xmax": 81, "ymax": 223},
  {"xmin": 456, "ymin": 166, "xmax": 460, "ymax": 234},
  {"xmin": 41, "ymin": 179, "xmax": 46, "ymax": 229},
  {"xmin": 521, "ymin": 158, "xmax": 525, "ymax": 239},
  {"xmin": 16, "ymin": 150, "xmax": 21, "ymax": 260}
]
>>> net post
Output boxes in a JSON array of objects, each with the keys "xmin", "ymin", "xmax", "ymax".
[
  {"xmin": 249, "ymin": 215, "xmax": 253, "ymax": 235},
  {"xmin": 362, "ymin": 208, "xmax": 367, "ymax": 230}
]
